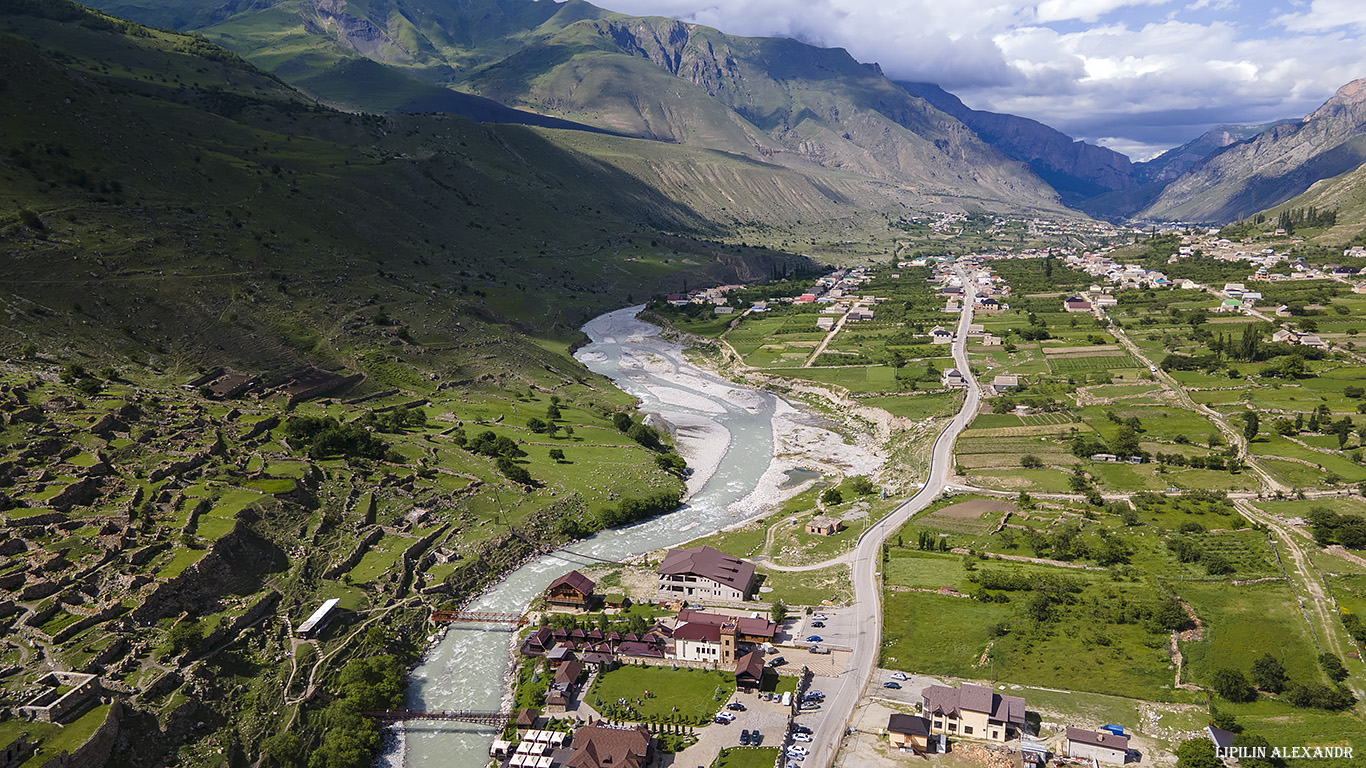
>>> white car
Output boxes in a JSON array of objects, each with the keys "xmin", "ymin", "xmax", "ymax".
[
  {"xmin": 793, "ymin": 733, "xmax": 813, "ymax": 742},
  {"xmin": 890, "ymin": 672, "xmax": 909, "ymax": 681},
  {"xmin": 788, "ymin": 745, "xmax": 810, "ymax": 756},
  {"xmin": 812, "ymin": 613, "xmax": 828, "ymax": 621}
]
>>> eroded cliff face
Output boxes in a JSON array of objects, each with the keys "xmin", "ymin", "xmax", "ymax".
[{"xmin": 1141, "ymin": 78, "xmax": 1366, "ymax": 223}]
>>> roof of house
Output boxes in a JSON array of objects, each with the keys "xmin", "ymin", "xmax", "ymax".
[
  {"xmin": 515, "ymin": 708, "xmax": 540, "ymax": 727},
  {"xmin": 676, "ymin": 608, "xmax": 776, "ymax": 639},
  {"xmin": 807, "ymin": 515, "xmax": 841, "ymax": 530},
  {"xmin": 1066, "ymin": 727, "xmax": 1130, "ymax": 751},
  {"xmin": 548, "ymin": 570, "xmax": 596, "ymax": 596},
  {"xmin": 657, "ymin": 546, "xmax": 755, "ymax": 592},
  {"xmin": 566, "ymin": 725, "xmax": 651, "ymax": 768},
  {"xmin": 1206, "ymin": 726, "xmax": 1236, "ymax": 751},
  {"xmin": 735, "ymin": 650, "xmax": 765, "ymax": 682},
  {"xmin": 922, "ymin": 684, "xmax": 1025, "ymax": 725},
  {"xmin": 554, "ymin": 661, "xmax": 583, "ymax": 687},
  {"xmin": 888, "ymin": 713, "xmax": 931, "ymax": 737}
]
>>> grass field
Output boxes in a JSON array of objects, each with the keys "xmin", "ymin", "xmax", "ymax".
[
  {"xmin": 590, "ymin": 666, "xmax": 735, "ymax": 723},
  {"xmin": 1170, "ymin": 580, "xmax": 1323, "ymax": 689}
]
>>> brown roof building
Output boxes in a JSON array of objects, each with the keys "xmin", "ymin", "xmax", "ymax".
[
  {"xmin": 1066, "ymin": 727, "xmax": 1129, "ymax": 764},
  {"xmin": 888, "ymin": 713, "xmax": 933, "ymax": 753},
  {"xmin": 546, "ymin": 570, "xmax": 596, "ymax": 609},
  {"xmin": 922, "ymin": 683, "xmax": 1025, "ymax": 742},
  {"xmin": 657, "ymin": 545, "xmax": 756, "ymax": 601},
  {"xmin": 805, "ymin": 516, "xmax": 843, "ymax": 536},
  {"xmin": 734, "ymin": 650, "xmax": 766, "ymax": 690},
  {"xmin": 566, "ymin": 724, "xmax": 652, "ymax": 768}
]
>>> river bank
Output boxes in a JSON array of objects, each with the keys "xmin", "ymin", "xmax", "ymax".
[{"xmin": 396, "ymin": 306, "xmax": 885, "ymax": 768}]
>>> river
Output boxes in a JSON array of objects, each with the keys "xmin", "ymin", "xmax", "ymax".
[{"xmin": 398, "ymin": 306, "xmax": 804, "ymax": 767}]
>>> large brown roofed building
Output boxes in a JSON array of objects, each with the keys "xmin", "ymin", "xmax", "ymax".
[
  {"xmin": 656, "ymin": 545, "xmax": 756, "ymax": 601},
  {"xmin": 546, "ymin": 570, "xmax": 596, "ymax": 609},
  {"xmin": 566, "ymin": 724, "xmax": 652, "ymax": 768},
  {"xmin": 922, "ymin": 683, "xmax": 1025, "ymax": 742}
]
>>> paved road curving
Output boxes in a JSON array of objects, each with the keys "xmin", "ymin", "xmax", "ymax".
[{"xmin": 806, "ymin": 266, "xmax": 981, "ymax": 768}]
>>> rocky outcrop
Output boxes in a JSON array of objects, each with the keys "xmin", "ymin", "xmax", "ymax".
[
  {"xmin": 129, "ymin": 521, "xmax": 285, "ymax": 625},
  {"xmin": 35, "ymin": 700, "xmax": 124, "ymax": 768},
  {"xmin": 1142, "ymin": 78, "xmax": 1366, "ymax": 223},
  {"xmin": 899, "ymin": 81, "xmax": 1134, "ymax": 204}
]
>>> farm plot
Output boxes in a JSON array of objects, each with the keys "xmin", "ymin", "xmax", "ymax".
[
  {"xmin": 1170, "ymin": 580, "xmax": 1322, "ymax": 689},
  {"xmin": 1046, "ymin": 353, "xmax": 1138, "ymax": 373},
  {"xmin": 917, "ymin": 498, "xmax": 1016, "ymax": 535}
]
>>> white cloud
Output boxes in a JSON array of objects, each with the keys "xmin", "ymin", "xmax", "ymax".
[
  {"xmin": 1276, "ymin": 0, "xmax": 1366, "ymax": 33},
  {"xmin": 591, "ymin": 1, "xmax": 1366, "ymax": 156}
]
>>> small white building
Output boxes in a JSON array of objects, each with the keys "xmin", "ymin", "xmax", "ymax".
[{"xmin": 1066, "ymin": 727, "xmax": 1129, "ymax": 764}]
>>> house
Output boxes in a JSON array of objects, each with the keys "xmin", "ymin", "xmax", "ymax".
[
  {"xmin": 672, "ymin": 608, "xmax": 776, "ymax": 650},
  {"xmin": 806, "ymin": 516, "xmax": 843, "ymax": 536},
  {"xmin": 714, "ymin": 306, "xmax": 734, "ymax": 315},
  {"xmin": 942, "ymin": 368, "xmax": 968, "ymax": 389},
  {"xmin": 18, "ymin": 672, "xmax": 100, "ymax": 724},
  {"xmin": 930, "ymin": 326, "xmax": 954, "ymax": 344},
  {"xmin": 545, "ymin": 570, "xmax": 596, "ymax": 610},
  {"xmin": 734, "ymin": 650, "xmax": 766, "ymax": 691},
  {"xmin": 992, "ymin": 375, "xmax": 1020, "ymax": 391},
  {"xmin": 567, "ymin": 724, "xmax": 652, "ymax": 768},
  {"xmin": 1218, "ymin": 299, "xmax": 1243, "ymax": 312},
  {"xmin": 979, "ymin": 297, "xmax": 1002, "ymax": 312},
  {"xmin": 816, "ymin": 316, "xmax": 836, "ymax": 331},
  {"xmin": 1063, "ymin": 297, "xmax": 1092, "ymax": 313},
  {"xmin": 1299, "ymin": 334, "xmax": 1328, "ymax": 350},
  {"xmin": 657, "ymin": 545, "xmax": 757, "ymax": 601},
  {"xmin": 297, "ymin": 598, "xmax": 340, "ymax": 639},
  {"xmin": 1223, "ymin": 282, "xmax": 1246, "ymax": 297},
  {"xmin": 1091, "ymin": 453, "xmax": 1119, "ymax": 462},
  {"xmin": 1271, "ymin": 329, "xmax": 1294, "ymax": 344},
  {"xmin": 887, "ymin": 713, "xmax": 934, "ymax": 753},
  {"xmin": 1096, "ymin": 295, "xmax": 1118, "ymax": 308},
  {"xmin": 922, "ymin": 683, "xmax": 1026, "ymax": 742},
  {"xmin": 553, "ymin": 660, "xmax": 584, "ymax": 694},
  {"xmin": 1066, "ymin": 727, "xmax": 1129, "ymax": 764},
  {"xmin": 847, "ymin": 306, "xmax": 874, "ymax": 322}
]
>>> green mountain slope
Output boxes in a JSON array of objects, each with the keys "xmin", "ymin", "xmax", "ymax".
[
  {"xmin": 1140, "ymin": 79, "xmax": 1366, "ymax": 224},
  {"xmin": 90, "ymin": 0, "xmax": 1067, "ymax": 214}
]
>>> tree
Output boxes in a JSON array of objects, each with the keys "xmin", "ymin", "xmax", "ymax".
[
  {"xmin": 612, "ymin": 412, "xmax": 633, "ymax": 431},
  {"xmin": 1209, "ymin": 668, "xmax": 1256, "ymax": 702},
  {"xmin": 526, "ymin": 417, "xmax": 549, "ymax": 433},
  {"xmin": 496, "ymin": 457, "xmax": 533, "ymax": 485},
  {"xmin": 771, "ymin": 600, "xmax": 788, "ymax": 624},
  {"xmin": 168, "ymin": 618, "xmax": 204, "ymax": 655},
  {"xmin": 1284, "ymin": 680, "xmax": 1356, "ymax": 710},
  {"xmin": 1176, "ymin": 738, "xmax": 1222, "ymax": 768},
  {"xmin": 549, "ymin": 448, "xmax": 565, "ymax": 462},
  {"xmin": 1250, "ymin": 653, "xmax": 1286, "ymax": 693},
  {"xmin": 546, "ymin": 403, "xmax": 562, "ymax": 420},
  {"xmin": 848, "ymin": 476, "xmax": 877, "ymax": 496},
  {"xmin": 1319, "ymin": 652, "xmax": 1349, "ymax": 682},
  {"xmin": 1242, "ymin": 411, "xmax": 1259, "ymax": 443},
  {"xmin": 821, "ymin": 487, "xmax": 843, "ymax": 505},
  {"xmin": 1020, "ymin": 454, "xmax": 1043, "ymax": 469}
]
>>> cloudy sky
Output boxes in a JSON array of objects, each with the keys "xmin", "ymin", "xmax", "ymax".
[{"xmin": 594, "ymin": 0, "xmax": 1366, "ymax": 160}]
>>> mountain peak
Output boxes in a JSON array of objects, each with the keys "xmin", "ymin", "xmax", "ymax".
[{"xmin": 1308, "ymin": 78, "xmax": 1366, "ymax": 121}]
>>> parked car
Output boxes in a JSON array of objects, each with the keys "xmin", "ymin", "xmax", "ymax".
[
  {"xmin": 805, "ymin": 635, "xmax": 823, "ymax": 643},
  {"xmin": 883, "ymin": 681, "xmax": 902, "ymax": 689},
  {"xmin": 740, "ymin": 729, "xmax": 751, "ymax": 746},
  {"xmin": 810, "ymin": 621, "xmax": 825, "ymax": 628},
  {"xmin": 788, "ymin": 745, "xmax": 810, "ymax": 756},
  {"xmin": 751, "ymin": 732, "xmax": 763, "ymax": 746},
  {"xmin": 812, "ymin": 613, "xmax": 828, "ymax": 621},
  {"xmin": 801, "ymin": 702, "xmax": 821, "ymax": 710},
  {"xmin": 768, "ymin": 656, "xmax": 787, "ymax": 667},
  {"xmin": 787, "ymin": 755, "xmax": 805, "ymax": 764},
  {"xmin": 810, "ymin": 645, "xmax": 830, "ymax": 654},
  {"xmin": 804, "ymin": 690, "xmax": 824, "ymax": 699},
  {"xmin": 714, "ymin": 713, "xmax": 734, "ymax": 724},
  {"xmin": 891, "ymin": 672, "xmax": 909, "ymax": 681},
  {"xmin": 727, "ymin": 702, "xmax": 747, "ymax": 711},
  {"xmin": 793, "ymin": 733, "xmax": 813, "ymax": 742}
]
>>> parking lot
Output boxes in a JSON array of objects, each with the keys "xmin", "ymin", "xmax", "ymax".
[
  {"xmin": 788, "ymin": 608, "xmax": 858, "ymax": 651},
  {"xmin": 671, "ymin": 687, "xmax": 791, "ymax": 768}
]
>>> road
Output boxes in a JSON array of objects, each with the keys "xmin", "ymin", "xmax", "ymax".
[
  {"xmin": 805, "ymin": 310, "xmax": 851, "ymax": 367},
  {"xmin": 1104, "ymin": 311, "xmax": 1287, "ymax": 494},
  {"xmin": 806, "ymin": 267, "xmax": 981, "ymax": 768}
]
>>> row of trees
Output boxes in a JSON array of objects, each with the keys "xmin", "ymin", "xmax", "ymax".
[{"xmin": 1207, "ymin": 652, "xmax": 1355, "ymax": 710}]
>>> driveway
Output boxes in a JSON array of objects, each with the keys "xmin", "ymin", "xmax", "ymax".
[{"xmin": 669, "ymin": 689, "xmax": 791, "ymax": 768}]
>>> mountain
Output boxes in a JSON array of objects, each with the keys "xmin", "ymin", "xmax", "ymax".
[
  {"xmin": 0, "ymin": 0, "xmax": 828, "ymax": 369},
  {"xmin": 86, "ymin": 0, "xmax": 1068, "ymax": 215},
  {"xmin": 1133, "ymin": 121, "xmax": 1297, "ymax": 184},
  {"xmin": 897, "ymin": 81, "xmax": 1134, "ymax": 205},
  {"xmin": 1139, "ymin": 79, "xmax": 1366, "ymax": 224}
]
